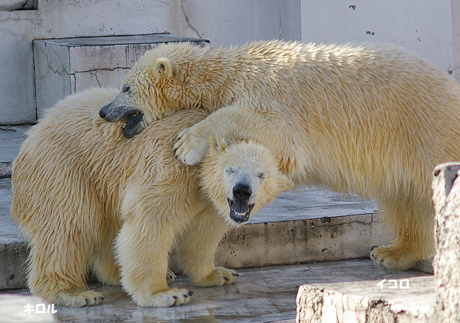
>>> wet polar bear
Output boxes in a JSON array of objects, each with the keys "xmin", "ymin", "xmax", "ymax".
[
  {"xmin": 11, "ymin": 88, "xmax": 293, "ymax": 307},
  {"xmin": 100, "ymin": 40, "xmax": 460, "ymax": 270}
]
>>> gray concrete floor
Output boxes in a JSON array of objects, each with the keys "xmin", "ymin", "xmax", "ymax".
[{"xmin": 4, "ymin": 259, "xmax": 430, "ymax": 323}]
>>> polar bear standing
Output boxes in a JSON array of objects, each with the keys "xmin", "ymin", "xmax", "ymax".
[
  {"xmin": 100, "ymin": 40, "xmax": 460, "ymax": 270},
  {"xmin": 11, "ymin": 88, "xmax": 293, "ymax": 307}
]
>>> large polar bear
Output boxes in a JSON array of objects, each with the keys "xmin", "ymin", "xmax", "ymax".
[
  {"xmin": 11, "ymin": 88, "xmax": 293, "ymax": 307},
  {"xmin": 100, "ymin": 40, "xmax": 460, "ymax": 270}
]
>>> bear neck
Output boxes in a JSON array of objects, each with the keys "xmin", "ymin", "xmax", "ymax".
[{"xmin": 189, "ymin": 43, "xmax": 284, "ymax": 113}]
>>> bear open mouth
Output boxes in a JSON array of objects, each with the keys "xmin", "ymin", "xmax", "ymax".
[
  {"xmin": 99, "ymin": 104, "xmax": 144, "ymax": 138},
  {"xmin": 122, "ymin": 110, "xmax": 144, "ymax": 138},
  {"xmin": 227, "ymin": 199, "xmax": 254, "ymax": 224}
]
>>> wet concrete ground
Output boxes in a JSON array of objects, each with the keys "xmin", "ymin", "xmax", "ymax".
[{"xmin": 4, "ymin": 259, "xmax": 430, "ymax": 323}]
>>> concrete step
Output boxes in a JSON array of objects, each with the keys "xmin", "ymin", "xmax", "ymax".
[
  {"xmin": 2, "ymin": 260, "xmax": 432, "ymax": 323},
  {"xmin": 33, "ymin": 34, "xmax": 209, "ymax": 119}
]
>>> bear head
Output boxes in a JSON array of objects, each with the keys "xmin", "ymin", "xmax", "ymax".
[
  {"xmin": 201, "ymin": 136, "xmax": 294, "ymax": 226},
  {"xmin": 99, "ymin": 43, "xmax": 216, "ymax": 138}
]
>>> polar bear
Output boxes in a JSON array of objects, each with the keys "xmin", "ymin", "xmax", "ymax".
[
  {"xmin": 11, "ymin": 87, "xmax": 293, "ymax": 307},
  {"xmin": 99, "ymin": 40, "xmax": 460, "ymax": 270}
]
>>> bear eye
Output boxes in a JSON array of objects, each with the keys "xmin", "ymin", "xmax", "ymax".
[
  {"xmin": 225, "ymin": 166, "xmax": 236, "ymax": 175},
  {"xmin": 257, "ymin": 172, "xmax": 266, "ymax": 180},
  {"xmin": 122, "ymin": 84, "xmax": 131, "ymax": 93}
]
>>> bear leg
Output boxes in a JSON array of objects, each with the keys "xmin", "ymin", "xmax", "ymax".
[
  {"xmin": 176, "ymin": 209, "xmax": 238, "ymax": 286},
  {"xmin": 27, "ymin": 236, "xmax": 104, "ymax": 307},
  {"xmin": 115, "ymin": 216, "xmax": 193, "ymax": 307},
  {"xmin": 371, "ymin": 199, "xmax": 435, "ymax": 270},
  {"xmin": 91, "ymin": 257, "xmax": 120, "ymax": 286},
  {"xmin": 174, "ymin": 105, "xmax": 277, "ymax": 166},
  {"xmin": 54, "ymin": 289, "xmax": 105, "ymax": 308},
  {"xmin": 91, "ymin": 230, "xmax": 121, "ymax": 286}
]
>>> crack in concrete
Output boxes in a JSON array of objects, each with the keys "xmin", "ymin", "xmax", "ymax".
[
  {"xmin": 70, "ymin": 67, "xmax": 131, "ymax": 74},
  {"xmin": 71, "ymin": 67, "xmax": 130, "ymax": 91},
  {"xmin": 33, "ymin": 44, "xmax": 71, "ymax": 80},
  {"xmin": 91, "ymin": 70, "xmax": 102, "ymax": 88},
  {"xmin": 180, "ymin": 0, "xmax": 203, "ymax": 39},
  {"xmin": 0, "ymin": 128, "xmax": 16, "ymax": 133}
]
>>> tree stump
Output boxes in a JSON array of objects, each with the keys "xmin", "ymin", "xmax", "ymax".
[{"xmin": 432, "ymin": 162, "xmax": 460, "ymax": 322}]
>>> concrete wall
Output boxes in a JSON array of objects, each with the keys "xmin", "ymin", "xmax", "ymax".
[
  {"xmin": 452, "ymin": 0, "xmax": 460, "ymax": 81},
  {"xmin": 0, "ymin": 0, "xmax": 459, "ymax": 124},
  {"xmin": 0, "ymin": 0, "xmax": 182, "ymax": 124},
  {"xmin": 180, "ymin": 0, "xmax": 301, "ymax": 47},
  {"xmin": 301, "ymin": 0, "xmax": 454, "ymax": 74}
]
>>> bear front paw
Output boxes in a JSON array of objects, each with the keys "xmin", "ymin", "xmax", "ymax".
[
  {"xmin": 55, "ymin": 289, "xmax": 105, "ymax": 307},
  {"xmin": 192, "ymin": 267, "xmax": 239, "ymax": 287},
  {"xmin": 133, "ymin": 288, "xmax": 194, "ymax": 307},
  {"xmin": 174, "ymin": 128, "xmax": 210, "ymax": 166}
]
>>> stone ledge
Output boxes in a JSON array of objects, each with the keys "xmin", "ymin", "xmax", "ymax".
[
  {"xmin": 213, "ymin": 213, "xmax": 388, "ymax": 269},
  {"xmin": 2, "ymin": 212, "xmax": 388, "ymax": 290},
  {"xmin": 167, "ymin": 212, "xmax": 389, "ymax": 275},
  {"xmin": 0, "ymin": 163, "xmax": 11, "ymax": 178}
]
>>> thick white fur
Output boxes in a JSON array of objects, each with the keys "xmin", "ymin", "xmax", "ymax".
[
  {"xmin": 109, "ymin": 40, "xmax": 460, "ymax": 270},
  {"xmin": 11, "ymin": 88, "xmax": 292, "ymax": 307}
]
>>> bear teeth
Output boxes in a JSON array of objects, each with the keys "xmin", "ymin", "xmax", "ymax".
[{"xmin": 234, "ymin": 211, "xmax": 248, "ymax": 217}]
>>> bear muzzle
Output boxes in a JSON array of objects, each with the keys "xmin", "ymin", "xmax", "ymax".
[
  {"xmin": 228, "ymin": 183, "xmax": 254, "ymax": 224},
  {"xmin": 99, "ymin": 104, "xmax": 144, "ymax": 138}
]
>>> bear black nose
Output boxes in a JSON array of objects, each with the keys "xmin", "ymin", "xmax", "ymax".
[
  {"xmin": 233, "ymin": 183, "xmax": 252, "ymax": 201},
  {"xmin": 99, "ymin": 105, "xmax": 108, "ymax": 119}
]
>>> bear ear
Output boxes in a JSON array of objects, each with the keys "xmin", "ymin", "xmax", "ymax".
[
  {"xmin": 155, "ymin": 58, "xmax": 172, "ymax": 78},
  {"xmin": 209, "ymin": 135, "xmax": 227, "ymax": 154}
]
